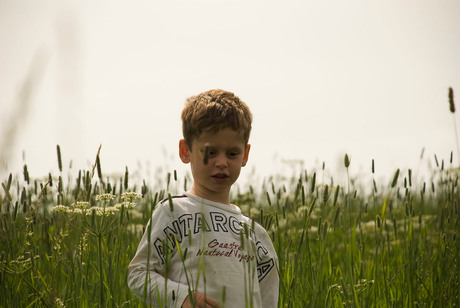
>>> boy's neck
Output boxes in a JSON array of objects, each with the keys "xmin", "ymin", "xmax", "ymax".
[{"xmin": 188, "ymin": 186, "xmax": 231, "ymax": 205}]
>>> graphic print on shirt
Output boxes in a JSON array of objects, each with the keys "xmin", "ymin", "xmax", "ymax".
[{"xmin": 152, "ymin": 210, "xmax": 275, "ymax": 282}]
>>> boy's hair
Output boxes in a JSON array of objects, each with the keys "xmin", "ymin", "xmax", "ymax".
[{"xmin": 181, "ymin": 89, "xmax": 252, "ymax": 147}]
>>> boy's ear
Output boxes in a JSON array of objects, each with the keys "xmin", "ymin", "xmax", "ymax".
[
  {"xmin": 241, "ymin": 144, "xmax": 251, "ymax": 167},
  {"xmin": 179, "ymin": 139, "xmax": 191, "ymax": 163}
]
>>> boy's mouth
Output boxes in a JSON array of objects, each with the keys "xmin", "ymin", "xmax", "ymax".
[{"xmin": 211, "ymin": 173, "xmax": 229, "ymax": 182}]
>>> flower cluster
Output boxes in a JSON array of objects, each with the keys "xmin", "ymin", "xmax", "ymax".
[
  {"xmin": 95, "ymin": 194, "xmax": 116, "ymax": 202},
  {"xmin": 53, "ymin": 205, "xmax": 120, "ymax": 216},
  {"xmin": 73, "ymin": 201, "xmax": 89, "ymax": 209},
  {"xmin": 1, "ymin": 255, "xmax": 40, "ymax": 274},
  {"xmin": 328, "ymin": 283, "xmax": 343, "ymax": 295},
  {"xmin": 91, "ymin": 206, "xmax": 119, "ymax": 216},
  {"xmin": 115, "ymin": 201, "xmax": 137, "ymax": 210},
  {"xmin": 54, "ymin": 298, "xmax": 65, "ymax": 308},
  {"xmin": 354, "ymin": 279, "xmax": 374, "ymax": 293},
  {"xmin": 52, "ymin": 205, "xmax": 68, "ymax": 212},
  {"xmin": 52, "ymin": 192, "xmax": 141, "ymax": 216},
  {"xmin": 328, "ymin": 278, "xmax": 375, "ymax": 299},
  {"xmin": 121, "ymin": 192, "xmax": 142, "ymax": 201}
]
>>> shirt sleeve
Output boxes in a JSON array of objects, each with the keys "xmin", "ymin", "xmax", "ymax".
[
  {"xmin": 127, "ymin": 205, "xmax": 190, "ymax": 307},
  {"xmin": 255, "ymin": 225, "xmax": 279, "ymax": 308}
]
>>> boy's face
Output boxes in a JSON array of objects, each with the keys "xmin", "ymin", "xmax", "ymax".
[{"xmin": 179, "ymin": 127, "xmax": 250, "ymax": 205}]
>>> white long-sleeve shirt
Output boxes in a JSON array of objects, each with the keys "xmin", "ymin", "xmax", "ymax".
[{"xmin": 127, "ymin": 192, "xmax": 279, "ymax": 307}]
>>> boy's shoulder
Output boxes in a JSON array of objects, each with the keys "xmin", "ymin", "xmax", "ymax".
[
  {"xmin": 158, "ymin": 194, "xmax": 188, "ymax": 205},
  {"xmin": 155, "ymin": 194, "xmax": 190, "ymax": 212}
]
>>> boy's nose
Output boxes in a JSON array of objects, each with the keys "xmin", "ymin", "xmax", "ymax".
[{"xmin": 214, "ymin": 154, "xmax": 228, "ymax": 168}]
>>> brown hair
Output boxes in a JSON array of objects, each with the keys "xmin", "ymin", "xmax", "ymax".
[{"xmin": 181, "ymin": 89, "xmax": 252, "ymax": 147}]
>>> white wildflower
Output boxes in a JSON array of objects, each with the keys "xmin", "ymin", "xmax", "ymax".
[
  {"xmin": 121, "ymin": 192, "xmax": 141, "ymax": 201},
  {"xmin": 85, "ymin": 207, "xmax": 100, "ymax": 216},
  {"xmin": 53, "ymin": 243, "xmax": 61, "ymax": 252},
  {"xmin": 96, "ymin": 193, "xmax": 116, "ymax": 202},
  {"xmin": 70, "ymin": 208, "xmax": 85, "ymax": 215},
  {"xmin": 55, "ymin": 297, "xmax": 65, "ymax": 307},
  {"xmin": 329, "ymin": 283, "xmax": 343, "ymax": 295},
  {"xmin": 72, "ymin": 201, "xmax": 89, "ymax": 209},
  {"xmin": 87, "ymin": 207, "xmax": 113, "ymax": 216},
  {"xmin": 104, "ymin": 206, "xmax": 120, "ymax": 215},
  {"xmin": 52, "ymin": 205, "xmax": 69, "ymax": 213},
  {"xmin": 115, "ymin": 201, "xmax": 137, "ymax": 210},
  {"xmin": 94, "ymin": 207, "xmax": 105, "ymax": 216}
]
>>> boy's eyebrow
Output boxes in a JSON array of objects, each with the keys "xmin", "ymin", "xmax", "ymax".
[{"xmin": 228, "ymin": 146, "xmax": 243, "ymax": 151}]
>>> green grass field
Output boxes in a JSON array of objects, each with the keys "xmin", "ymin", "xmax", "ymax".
[{"xmin": 1, "ymin": 147, "xmax": 459, "ymax": 307}]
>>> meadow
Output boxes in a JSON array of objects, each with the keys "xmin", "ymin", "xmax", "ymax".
[{"xmin": 0, "ymin": 146, "xmax": 459, "ymax": 307}]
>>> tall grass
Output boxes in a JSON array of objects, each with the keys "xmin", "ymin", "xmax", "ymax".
[{"xmin": 1, "ymin": 146, "xmax": 459, "ymax": 307}]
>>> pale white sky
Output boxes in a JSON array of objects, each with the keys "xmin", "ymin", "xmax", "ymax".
[{"xmin": 1, "ymin": 0, "xmax": 460, "ymax": 189}]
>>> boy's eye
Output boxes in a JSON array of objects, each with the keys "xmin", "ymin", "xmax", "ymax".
[{"xmin": 227, "ymin": 151, "xmax": 240, "ymax": 158}]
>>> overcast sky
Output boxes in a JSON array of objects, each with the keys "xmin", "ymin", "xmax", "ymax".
[{"xmin": 1, "ymin": 0, "xmax": 460, "ymax": 189}]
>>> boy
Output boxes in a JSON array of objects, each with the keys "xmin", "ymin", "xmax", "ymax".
[{"xmin": 127, "ymin": 89, "xmax": 279, "ymax": 307}]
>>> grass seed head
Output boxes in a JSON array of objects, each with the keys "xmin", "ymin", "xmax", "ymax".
[
  {"xmin": 96, "ymin": 155, "xmax": 102, "ymax": 180},
  {"xmin": 434, "ymin": 154, "xmax": 439, "ymax": 167},
  {"xmin": 449, "ymin": 87, "xmax": 455, "ymax": 113},
  {"xmin": 23, "ymin": 164, "xmax": 29, "ymax": 184},
  {"xmin": 344, "ymin": 154, "xmax": 350, "ymax": 168},
  {"xmin": 56, "ymin": 144, "xmax": 62, "ymax": 172},
  {"xmin": 310, "ymin": 172, "xmax": 316, "ymax": 194},
  {"xmin": 322, "ymin": 185, "xmax": 329, "ymax": 204},
  {"xmin": 168, "ymin": 193, "xmax": 174, "ymax": 212},
  {"xmin": 266, "ymin": 191, "xmax": 272, "ymax": 206},
  {"xmin": 333, "ymin": 185, "xmax": 340, "ymax": 207},
  {"xmin": 124, "ymin": 166, "xmax": 129, "ymax": 190},
  {"xmin": 391, "ymin": 169, "xmax": 400, "ymax": 188},
  {"xmin": 7, "ymin": 173, "xmax": 12, "ymax": 190},
  {"xmin": 301, "ymin": 185, "xmax": 305, "ymax": 206}
]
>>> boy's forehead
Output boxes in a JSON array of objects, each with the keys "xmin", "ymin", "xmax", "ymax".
[{"xmin": 194, "ymin": 128, "xmax": 246, "ymax": 145}]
